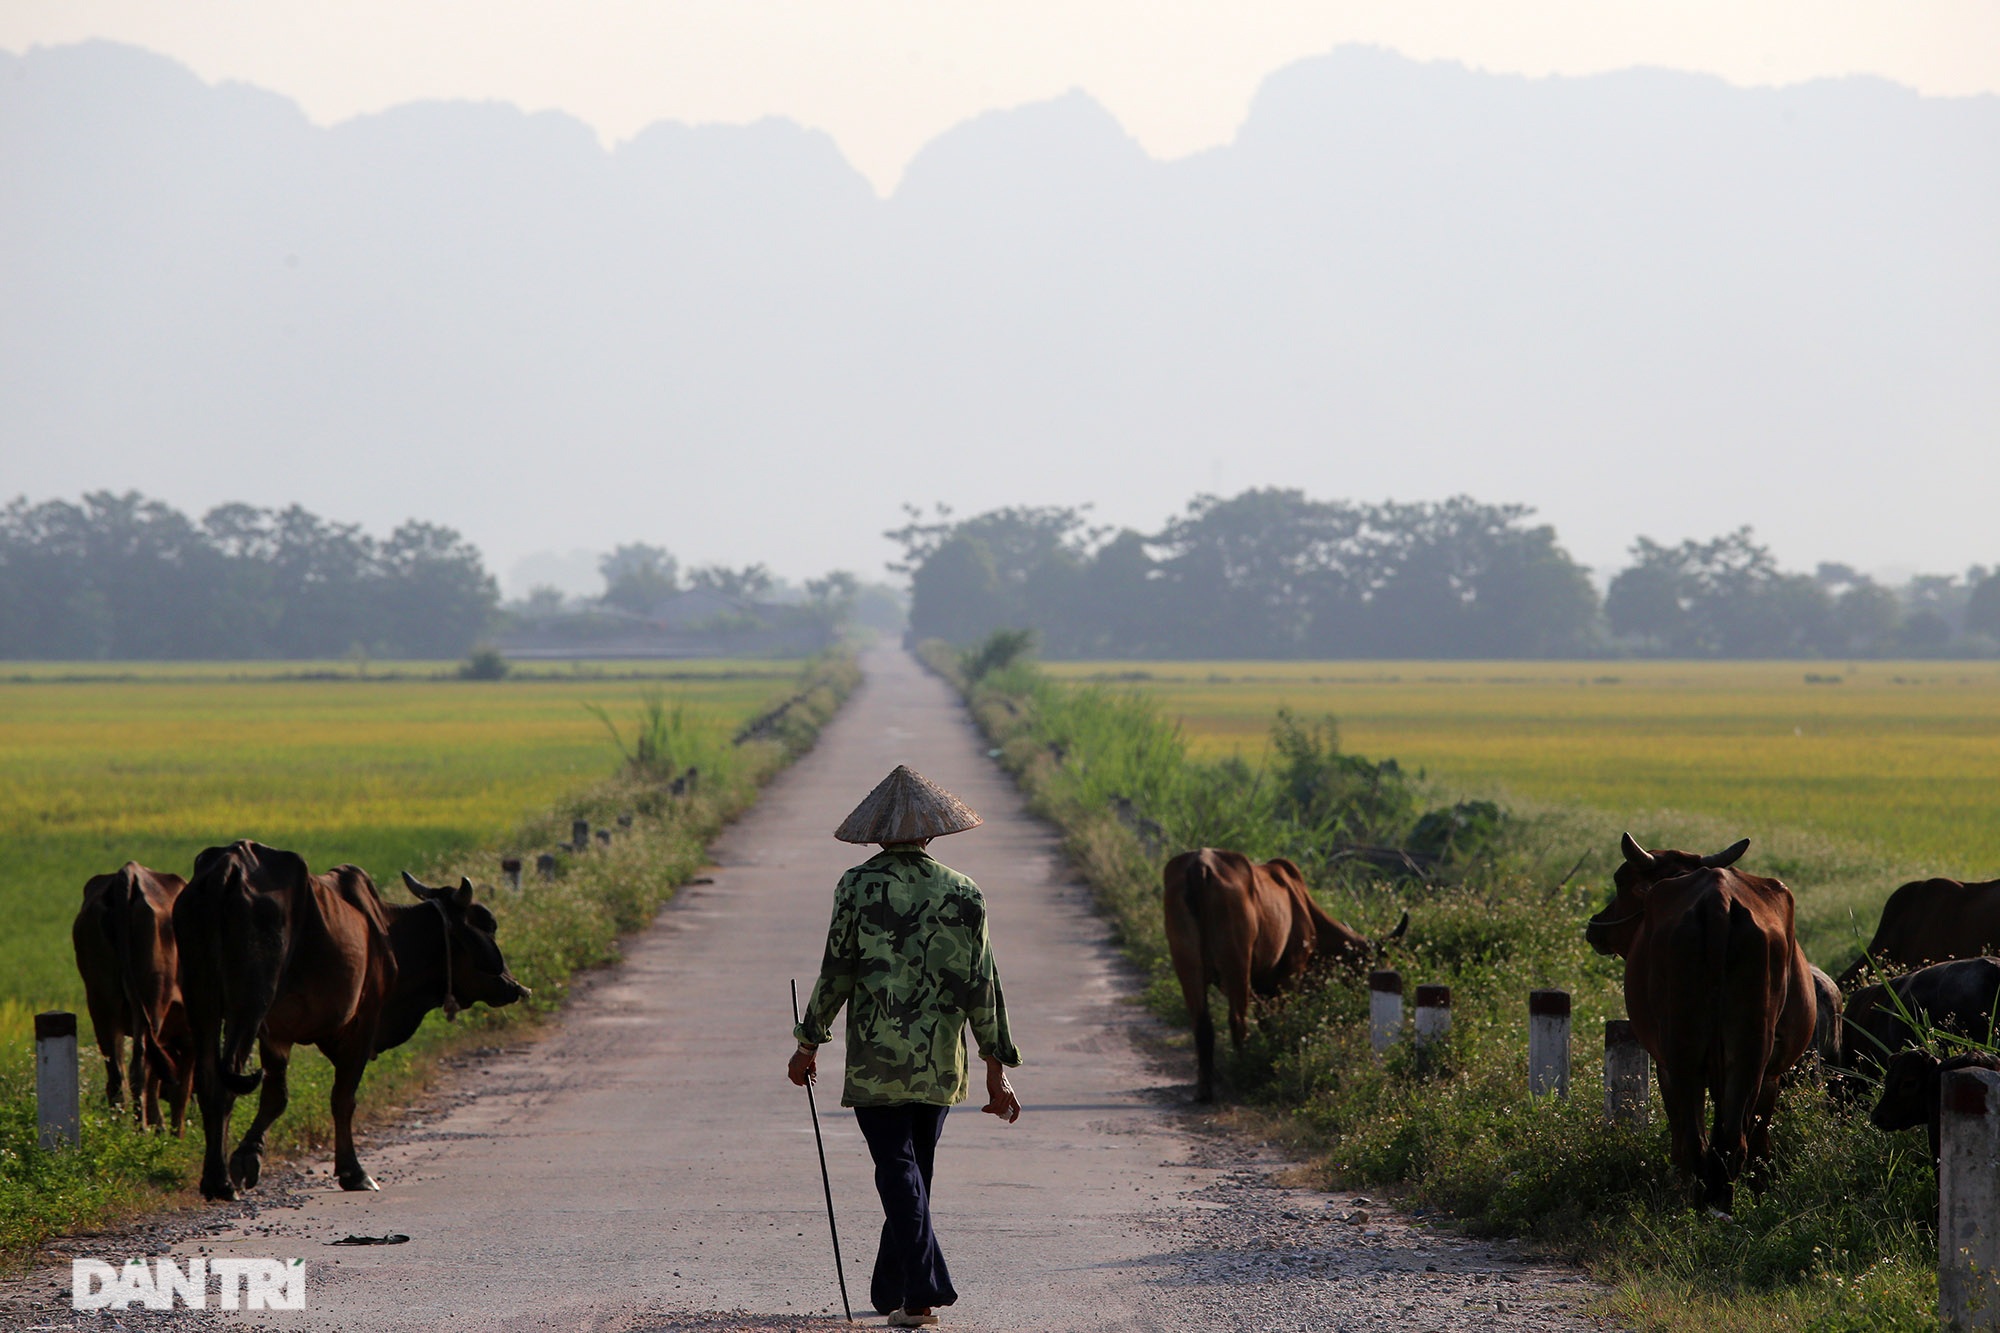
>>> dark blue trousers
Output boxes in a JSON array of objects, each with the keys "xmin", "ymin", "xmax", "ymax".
[{"xmin": 853, "ymin": 1103, "xmax": 957, "ymax": 1314}]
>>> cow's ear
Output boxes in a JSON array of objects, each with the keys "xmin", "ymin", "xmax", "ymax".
[
  {"xmin": 401, "ymin": 870, "xmax": 433, "ymax": 901},
  {"xmin": 1702, "ymin": 838, "xmax": 1751, "ymax": 869},
  {"xmin": 453, "ymin": 878, "xmax": 475, "ymax": 910},
  {"xmin": 1620, "ymin": 832, "xmax": 1654, "ymax": 866}
]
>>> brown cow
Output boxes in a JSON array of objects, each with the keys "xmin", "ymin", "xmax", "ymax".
[
  {"xmin": 1585, "ymin": 834, "xmax": 1816, "ymax": 1212},
  {"xmin": 71, "ymin": 862, "xmax": 192, "ymax": 1132},
  {"xmin": 175, "ymin": 840, "xmax": 529, "ymax": 1201},
  {"xmin": 1836, "ymin": 877, "xmax": 2000, "ymax": 990},
  {"xmin": 1164, "ymin": 847, "xmax": 1408, "ymax": 1102}
]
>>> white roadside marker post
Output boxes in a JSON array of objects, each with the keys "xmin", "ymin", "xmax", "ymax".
[
  {"xmin": 36, "ymin": 1011, "xmax": 79, "ymax": 1150},
  {"xmin": 1368, "ymin": 970, "xmax": 1403, "ymax": 1054},
  {"xmin": 1604, "ymin": 1019, "xmax": 1649, "ymax": 1124},
  {"xmin": 1527, "ymin": 989, "xmax": 1571, "ymax": 1098},
  {"xmin": 1414, "ymin": 985, "xmax": 1452, "ymax": 1047},
  {"xmin": 1940, "ymin": 1066, "xmax": 2000, "ymax": 1330}
]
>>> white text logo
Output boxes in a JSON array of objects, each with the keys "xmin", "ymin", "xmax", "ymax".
[{"xmin": 72, "ymin": 1257, "xmax": 306, "ymax": 1310}]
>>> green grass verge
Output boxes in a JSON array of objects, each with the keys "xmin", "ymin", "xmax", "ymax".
[
  {"xmin": 924, "ymin": 641, "xmax": 1938, "ymax": 1333},
  {"xmin": 0, "ymin": 651, "xmax": 859, "ymax": 1270}
]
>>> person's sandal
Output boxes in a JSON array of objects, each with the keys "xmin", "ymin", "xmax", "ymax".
[{"xmin": 887, "ymin": 1310, "xmax": 940, "ymax": 1327}]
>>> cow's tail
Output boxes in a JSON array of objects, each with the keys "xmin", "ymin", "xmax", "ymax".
[
  {"xmin": 1176, "ymin": 851, "xmax": 1211, "ymax": 915},
  {"xmin": 1162, "ymin": 850, "xmax": 1209, "ymax": 957},
  {"xmin": 1163, "ymin": 850, "xmax": 1220, "ymax": 1097},
  {"xmin": 212, "ymin": 858, "xmax": 283, "ymax": 1097},
  {"xmin": 1704, "ymin": 898, "xmax": 1734, "ymax": 1031},
  {"xmin": 111, "ymin": 876, "xmax": 179, "ymax": 1085}
]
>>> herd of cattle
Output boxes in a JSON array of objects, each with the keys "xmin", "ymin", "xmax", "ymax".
[
  {"xmin": 72, "ymin": 826, "xmax": 2000, "ymax": 1216},
  {"xmin": 72, "ymin": 839, "xmax": 528, "ymax": 1202},
  {"xmin": 1163, "ymin": 838, "xmax": 2000, "ymax": 1211}
]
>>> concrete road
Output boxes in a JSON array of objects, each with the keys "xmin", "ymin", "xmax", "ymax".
[{"xmin": 12, "ymin": 648, "xmax": 1603, "ymax": 1332}]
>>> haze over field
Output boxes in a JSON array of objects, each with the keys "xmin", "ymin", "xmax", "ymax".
[{"xmin": 2, "ymin": 39, "xmax": 1996, "ymax": 591}]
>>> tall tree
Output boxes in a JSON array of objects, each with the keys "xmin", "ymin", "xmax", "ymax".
[
  {"xmin": 1606, "ymin": 528, "xmax": 1836, "ymax": 657},
  {"xmin": 687, "ymin": 563, "xmax": 775, "ymax": 599},
  {"xmin": 907, "ymin": 535, "xmax": 1011, "ymax": 643},
  {"xmin": 599, "ymin": 543, "xmax": 678, "ymax": 613}
]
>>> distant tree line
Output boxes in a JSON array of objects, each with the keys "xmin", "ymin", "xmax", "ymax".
[
  {"xmin": 0, "ymin": 492, "xmax": 498, "ymax": 659},
  {"xmin": 1605, "ymin": 531, "xmax": 1997, "ymax": 658},
  {"xmin": 498, "ymin": 541, "xmax": 892, "ymax": 660},
  {"xmin": 893, "ymin": 490, "xmax": 2000, "ymax": 660},
  {"xmin": 592, "ymin": 542, "xmax": 788, "ymax": 613}
]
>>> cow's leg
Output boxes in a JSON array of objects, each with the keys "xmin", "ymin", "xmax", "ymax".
[
  {"xmin": 1191, "ymin": 1002, "xmax": 1217, "ymax": 1104},
  {"xmin": 1700, "ymin": 1077, "xmax": 1738, "ymax": 1213},
  {"xmin": 135, "ymin": 1039, "xmax": 161, "ymax": 1130},
  {"xmin": 328, "ymin": 1041, "xmax": 379, "ymax": 1192},
  {"xmin": 229, "ymin": 1039, "xmax": 292, "ymax": 1190},
  {"xmin": 1654, "ymin": 1062, "xmax": 1711, "ymax": 1197},
  {"xmin": 1165, "ymin": 885, "xmax": 1216, "ymax": 1103},
  {"xmin": 1709, "ymin": 1072, "xmax": 1755, "ymax": 1183},
  {"xmin": 1742, "ymin": 1073, "xmax": 1784, "ymax": 1192},
  {"xmin": 81, "ymin": 967, "xmax": 128, "ymax": 1112},
  {"xmin": 125, "ymin": 1024, "xmax": 152, "ymax": 1120},
  {"xmin": 167, "ymin": 1054, "xmax": 193, "ymax": 1139},
  {"xmin": 192, "ymin": 1037, "xmax": 238, "ymax": 1202},
  {"xmin": 1173, "ymin": 962, "xmax": 1217, "ymax": 1102},
  {"xmin": 1222, "ymin": 967, "xmax": 1253, "ymax": 1051},
  {"xmin": 1707, "ymin": 1040, "xmax": 1777, "ymax": 1213},
  {"xmin": 98, "ymin": 1028, "xmax": 126, "ymax": 1111}
]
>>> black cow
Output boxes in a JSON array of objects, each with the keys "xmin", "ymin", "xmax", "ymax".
[
  {"xmin": 1871, "ymin": 1049, "xmax": 2000, "ymax": 1170},
  {"xmin": 1837, "ymin": 958, "xmax": 2000, "ymax": 1099}
]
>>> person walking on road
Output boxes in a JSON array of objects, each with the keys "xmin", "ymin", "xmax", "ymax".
[{"xmin": 788, "ymin": 765, "xmax": 1024, "ymax": 1329}]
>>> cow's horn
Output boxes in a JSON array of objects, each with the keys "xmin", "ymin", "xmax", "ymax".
[
  {"xmin": 1702, "ymin": 838, "xmax": 1751, "ymax": 869},
  {"xmin": 401, "ymin": 869, "xmax": 431, "ymax": 899},
  {"xmin": 1620, "ymin": 832, "xmax": 1654, "ymax": 865},
  {"xmin": 1381, "ymin": 910, "xmax": 1410, "ymax": 944}
]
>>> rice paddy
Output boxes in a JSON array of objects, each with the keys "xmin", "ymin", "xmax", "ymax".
[
  {"xmin": 0, "ymin": 661, "xmax": 803, "ymax": 1021},
  {"xmin": 1045, "ymin": 659, "xmax": 2000, "ymax": 959}
]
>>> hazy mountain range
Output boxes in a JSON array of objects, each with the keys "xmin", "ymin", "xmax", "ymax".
[{"xmin": 3, "ymin": 40, "xmax": 1995, "ymax": 590}]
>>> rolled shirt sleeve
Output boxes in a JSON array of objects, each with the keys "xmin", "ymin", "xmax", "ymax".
[{"xmin": 967, "ymin": 922, "xmax": 1022, "ymax": 1068}]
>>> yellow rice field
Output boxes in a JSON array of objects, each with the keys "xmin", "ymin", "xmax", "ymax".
[
  {"xmin": 0, "ymin": 662, "xmax": 800, "ymax": 1015},
  {"xmin": 1046, "ymin": 660, "xmax": 2000, "ymax": 885}
]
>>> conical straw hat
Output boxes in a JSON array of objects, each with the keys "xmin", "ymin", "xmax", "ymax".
[{"xmin": 834, "ymin": 765, "xmax": 982, "ymax": 844}]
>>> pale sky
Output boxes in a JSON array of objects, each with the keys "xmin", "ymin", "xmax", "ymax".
[{"xmin": 4, "ymin": 1, "xmax": 1996, "ymax": 191}]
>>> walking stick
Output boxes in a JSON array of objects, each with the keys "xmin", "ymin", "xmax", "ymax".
[{"xmin": 793, "ymin": 979, "xmax": 853, "ymax": 1323}]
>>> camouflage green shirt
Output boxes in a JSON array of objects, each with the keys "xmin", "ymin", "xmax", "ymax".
[{"xmin": 794, "ymin": 847, "xmax": 1022, "ymax": 1108}]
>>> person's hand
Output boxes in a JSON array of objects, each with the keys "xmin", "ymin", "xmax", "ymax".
[
  {"xmin": 981, "ymin": 1056, "xmax": 1021, "ymax": 1123},
  {"xmin": 788, "ymin": 1046, "xmax": 817, "ymax": 1087}
]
